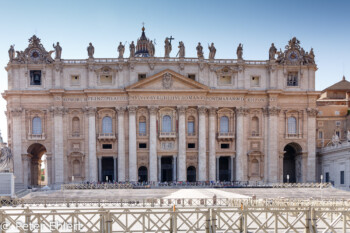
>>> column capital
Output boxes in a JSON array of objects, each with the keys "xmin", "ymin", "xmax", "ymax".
[
  {"xmin": 235, "ymin": 106, "xmax": 249, "ymax": 116},
  {"xmin": 116, "ymin": 106, "xmax": 127, "ymax": 114},
  {"xmin": 198, "ymin": 106, "xmax": 207, "ymax": 115},
  {"xmin": 177, "ymin": 106, "xmax": 187, "ymax": 115},
  {"xmin": 208, "ymin": 107, "xmax": 217, "ymax": 116},
  {"xmin": 148, "ymin": 105, "xmax": 159, "ymax": 115},
  {"xmin": 266, "ymin": 106, "xmax": 281, "ymax": 116},
  {"xmin": 10, "ymin": 107, "xmax": 23, "ymax": 117},
  {"xmin": 306, "ymin": 108, "xmax": 318, "ymax": 117},
  {"xmin": 83, "ymin": 106, "xmax": 97, "ymax": 116},
  {"xmin": 51, "ymin": 106, "xmax": 68, "ymax": 116},
  {"xmin": 128, "ymin": 105, "xmax": 138, "ymax": 114}
]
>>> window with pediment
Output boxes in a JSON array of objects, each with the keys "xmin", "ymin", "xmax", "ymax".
[
  {"xmin": 158, "ymin": 108, "xmax": 177, "ymax": 139},
  {"xmin": 187, "ymin": 116, "xmax": 195, "ymax": 136},
  {"xmin": 102, "ymin": 116, "xmax": 112, "ymax": 134},
  {"xmin": 284, "ymin": 110, "xmax": 302, "ymax": 138},
  {"xmin": 139, "ymin": 116, "xmax": 147, "ymax": 136},
  {"xmin": 220, "ymin": 116, "xmax": 229, "ymax": 133},
  {"xmin": 162, "ymin": 115, "xmax": 172, "ymax": 132},
  {"xmin": 216, "ymin": 66, "xmax": 236, "ymax": 87},
  {"xmin": 217, "ymin": 108, "xmax": 235, "ymax": 140},
  {"xmin": 96, "ymin": 66, "xmax": 115, "ymax": 85},
  {"xmin": 32, "ymin": 117, "xmax": 42, "ymax": 135}
]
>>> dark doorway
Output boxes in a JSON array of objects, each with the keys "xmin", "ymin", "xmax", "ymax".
[
  {"xmin": 187, "ymin": 166, "xmax": 196, "ymax": 182},
  {"xmin": 102, "ymin": 157, "xmax": 114, "ymax": 182},
  {"xmin": 219, "ymin": 156, "xmax": 231, "ymax": 181},
  {"xmin": 138, "ymin": 166, "xmax": 148, "ymax": 182},
  {"xmin": 27, "ymin": 143, "xmax": 47, "ymax": 187},
  {"xmin": 161, "ymin": 156, "xmax": 173, "ymax": 182},
  {"xmin": 283, "ymin": 144, "xmax": 297, "ymax": 183}
]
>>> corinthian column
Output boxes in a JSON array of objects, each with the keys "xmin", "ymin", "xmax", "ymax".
[
  {"xmin": 128, "ymin": 106, "xmax": 137, "ymax": 182},
  {"xmin": 52, "ymin": 106, "xmax": 66, "ymax": 185},
  {"xmin": 266, "ymin": 106, "xmax": 280, "ymax": 183},
  {"xmin": 235, "ymin": 107, "xmax": 248, "ymax": 181},
  {"xmin": 85, "ymin": 107, "xmax": 97, "ymax": 182},
  {"xmin": 148, "ymin": 106, "xmax": 158, "ymax": 182},
  {"xmin": 116, "ymin": 107, "xmax": 126, "ymax": 182},
  {"xmin": 177, "ymin": 106, "xmax": 187, "ymax": 182},
  {"xmin": 11, "ymin": 108, "xmax": 23, "ymax": 186},
  {"xmin": 306, "ymin": 108, "xmax": 318, "ymax": 182},
  {"xmin": 198, "ymin": 106, "xmax": 207, "ymax": 181},
  {"xmin": 208, "ymin": 107, "xmax": 217, "ymax": 181}
]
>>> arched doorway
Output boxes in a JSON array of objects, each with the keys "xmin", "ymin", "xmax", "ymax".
[
  {"xmin": 283, "ymin": 143, "xmax": 302, "ymax": 183},
  {"xmin": 138, "ymin": 166, "xmax": 148, "ymax": 182},
  {"xmin": 161, "ymin": 156, "xmax": 173, "ymax": 182},
  {"xmin": 187, "ymin": 166, "xmax": 196, "ymax": 182},
  {"xmin": 27, "ymin": 143, "xmax": 47, "ymax": 187},
  {"xmin": 219, "ymin": 156, "xmax": 231, "ymax": 181}
]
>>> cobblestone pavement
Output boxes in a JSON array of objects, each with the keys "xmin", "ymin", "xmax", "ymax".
[{"xmin": 23, "ymin": 187, "xmax": 350, "ymax": 200}]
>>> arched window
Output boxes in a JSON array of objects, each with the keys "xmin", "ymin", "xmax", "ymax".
[
  {"xmin": 139, "ymin": 116, "xmax": 146, "ymax": 135},
  {"xmin": 187, "ymin": 116, "xmax": 195, "ymax": 135},
  {"xmin": 288, "ymin": 117, "xmax": 297, "ymax": 135},
  {"xmin": 251, "ymin": 116, "xmax": 259, "ymax": 136},
  {"xmin": 102, "ymin": 116, "xmax": 113, "ymax": 134},
  {"xmin": 220, "ymin": 116, "xmax": 229, "ymax": 133},
  {"xmin": 162, "ymin": 115, "xmax": 172, "ymax": 132},
  {"xmin": 251, "ymin": 159, "xmax": 259, "ymax": 176},
  {"xmin": 73, "ymin": 160, "xmax": 81, "ymax": 176},
  {"xmin": 32, "ymin": 117, "xmax": 42, "ymax": 135},
  {"xmin": 72, "ymin": 117, "xmax": 80, "ymax": 134}
]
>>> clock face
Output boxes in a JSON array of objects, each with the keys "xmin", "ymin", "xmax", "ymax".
[
  {"xmin": 288, "ymin": 51, "xmax": 299, "ymax": 62},
  {"xmin": 30, "ymin": 49, "xmax": 41, "ymax": 61}
]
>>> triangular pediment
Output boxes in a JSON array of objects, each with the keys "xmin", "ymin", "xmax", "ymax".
[{"xmin": 126, "ymin": 69, "xmax": 209, "ymax": 92}]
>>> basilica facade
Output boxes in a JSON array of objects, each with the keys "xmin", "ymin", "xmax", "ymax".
[{"xmin": 3, "ymin": 28, "xmax": 319, "ymax": 189}]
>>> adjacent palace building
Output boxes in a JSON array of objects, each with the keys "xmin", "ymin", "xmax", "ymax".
[{"xmin": 3, "ymin": 28, "xmax": 320, "ymax": 189}]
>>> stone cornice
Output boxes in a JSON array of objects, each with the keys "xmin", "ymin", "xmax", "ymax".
[{"xmin": 10, "ymin": 107, "xmax": 23, "ymax": 117}]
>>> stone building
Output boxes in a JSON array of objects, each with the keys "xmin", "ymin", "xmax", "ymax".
[
  {"xmin": 2, "ymin": 28, "xmax": 319, "ymax": 189},
  {"xmin": 316, "ymin": 76, "xmax": 350, "ymax": 190}
]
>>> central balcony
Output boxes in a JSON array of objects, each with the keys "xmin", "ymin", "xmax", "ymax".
[
  {"xmin": 28, "ymin": 133, "xmax": 46, "ymax": 141},
  {"xmin": 159, "ymin": 131, "xmax": 177, "ymax": 140},
  {"xmin": 98, "ymin": 133, "xmax": 117, "ymax": 141},
  {"xmin": 217, "ymin": 132, "xmax": 235, "ymax": 141}
]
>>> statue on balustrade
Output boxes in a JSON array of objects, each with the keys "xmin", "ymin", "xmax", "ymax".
[
  {"xmin": 148, "ymin": 40, "xmax": 155, "ymax": 57},
  {"xmin": 196, "ymin": 42, "xmax": 204, "ymax": 59},
  {"xmin": 208, "ymin": 43, "xmax": 216, "ymax": 60},
  {"xmin": 237, "ymin": 43, "xmax": 243, "ymax": 60},
  {"xmin": 129, "ymin": 41, "xmax": 135, "ymax": 58},
  {"xmin": 8, "ymin": 45, "xmax": 15, "ymax": 62},
  {"xmin": 87, "ymin": 42, "xmax": 94, "ymax": 59},
  {"xmin": 269, "ymin": 43, "xmax": 277, "ymax": 60},
  {"xmin": 177, "ymin": 41, "xmax": 185, "ymax": 58},
  {"xmin": 118, "ymin": 42, "xmax": 125, "ymax": 59},
  {"xmin": 53, "ymin": 42, "xmax": 62, "ymax": 60},
  {"xmin": 164, "ymin": 37, "xmax": 172, "ymax": 57},
  {"xmin": 331, "ymin": 133, "xmax": 340, "ymax": 146}
]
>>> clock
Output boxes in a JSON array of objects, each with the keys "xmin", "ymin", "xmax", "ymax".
[
  {"xmin": 29, "ymin": 49, "xmax": 41, "ymax": 61},
  {"xmin": 288, "ymin": 51, "xmax": 299, "ymax": 62}
]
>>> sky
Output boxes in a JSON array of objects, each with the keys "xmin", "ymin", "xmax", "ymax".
[{"xmin": 0, "ymin": 0, "xmax": 349, "ymax": 140}]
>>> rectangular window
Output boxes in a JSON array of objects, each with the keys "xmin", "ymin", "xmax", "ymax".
[
  {"xmin": 251, "ymin": 76, "xmax": 260, "ymax": 87},
  {"xmin": 219, "ymin": 76, "xmax": 232, "ymax": 85},
  {"xmin": 102, "ymin": 144, "xmax": 112, "ymax": 149},
  {"xmin": 139, "ymin": 143, "xmax": 147, "ymax": 149},
  {"xmin": 187, "ymin": 122, "xmax": 194, "ymax": 135},
  {"xmin": 139, "ymin": 122, "xmax": 146, "ymax": 135},
  {"xmin": 100, "ymin": 75, "xmax": 112, "ymax": 84},
  {"xmin": 318, "ymin": 131, "xmax": 323, "ymax": 139},
  {"xmin": 287, "ymin": 72, "xmax": 298, "ymax": 86},
  {"xmin": 138, "ymin": 74, "xmax": 146, "ymax": 81},
  {"xmin": 188, "ymin": 143, "xmax": 195, "ymax": 149},
  {"xmin": 335, "ymin": 111, "xmax": 340, "ymax": 116},
  {"xmin": 325, "ymin": 172, "xmax": 329, "ymax": 182},
  {"xmin": 221, "ymin": 143, "xmax": 230, "ymax": 149},
  {"xmin": 30, "ymin": 70, "xmax": 42, "ymax": 85},
  {"xmin": 188, "ymin": 74, "xmax": 196, "ymax": 80},
  {"xmin": 340, "ymin": 171, "xmax": 345, "ymax": 184},
  {"xmin": 336, "ymin": 121, "xmax": 341, "ymax": 126},
  {"xmin": 71, "ymin": 75, "xmax": 80, "ymax": 86}
]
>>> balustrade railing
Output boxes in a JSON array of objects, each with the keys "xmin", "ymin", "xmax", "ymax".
[
  {"xmin": 98, "ymin": 133, "xmax": 116, "ymax": 140},
  {"xmin": 28, "ymin": 133, "xmax": 45, "ymax": 140},
  {"xmin": 159, "ymin": 131, "xmax": 176, "ymax": 138}
]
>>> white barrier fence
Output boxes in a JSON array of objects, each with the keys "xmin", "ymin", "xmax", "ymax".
[{"xmin": 0, "ymin": 205, "xmax": 349, "ymax": 232}]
